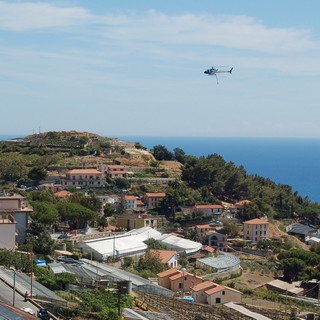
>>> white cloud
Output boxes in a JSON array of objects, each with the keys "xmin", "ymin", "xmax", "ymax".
[
  {"xmin": 0, "ymin": 1, "xmax": 315, "ymax": 54},
  {"xmin": 0, "ymin": 1, "xmax": 93, "ymax": 30},
  {"xmin": 103, "ymin": 12, "xmax": 315, "ymax": 53}
]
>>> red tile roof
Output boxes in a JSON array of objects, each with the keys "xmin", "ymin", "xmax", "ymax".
[
  {"xmin": 157, "ymin": 268, "xmax": 180, "ymax": 278},
  {"xmin": 196, "ymin": 225, "xmax": 212, "ymax": 229},
  {"xmin": 149, "ymin": 249, "xmax": 177, "ymax": 264},
  {"xmin": 195, "ymin": 205, "xmax": 223, "ymax": 209},
  {"xmin": 169, "ymin": 232, "xmax": 185, "ymax": 237},
  {"xmin": 67, "ymin": 169, "xmax": 102, "ymax": 175},
  {"xmin": 202, "ymin": 246, "xmax": 215, "ymax": 253},
  {"xmin": 54, "ymin": 190, "xmax": 71, "ymax": 197},
  {"xmin": 104, "ymin": 225, "xmax": 117, "ymax": 231},
  {"xmin": 145, "ymin": 193, "xmax": 166, "ymax": 198},
  {"xmin": 191, "ymin": 281, "xmax": 217, "ymax": 292},
  {"xmin": 122, "ymin": 195, "xmax": 137, "ymax": 200},
  {"xmin": 205, "ymin": 285, "xmax": 242, "ymax": 295},
  {"xmin": 243, "ymin": 218, "xmax": 269, "ymax": 225}
]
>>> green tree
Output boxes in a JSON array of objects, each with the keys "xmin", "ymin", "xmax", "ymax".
[
  {"xmin": 174, "ymin": 147, "xmax": 186, "ymax": 164},
  {"xmin": 69, "ymin": 193, "xmax": 102, "ymax": 212},
  {"xmin": 223, "ymin": 222, "xmax": 240, "ymax": 237},
  {"xmin": 136, "ymin": 250, "xmax": 165, "ymax": 275},
  {"xmin": 144, "ymin": 238, "xmax": 168, "ymax": 250},
  {"xmin": 27, "ymin": 166, "xmax": 47, "ymax": 182},
  {"xmin": 280, "ymin": 258, "xmax": 306, "ymax": 282},
  {"xmin": 33, "ymin": 231, "xmax": 55, "ymax": 255},
  {"xmin": 152, "ymin": 145, "xmax": 174, "ymax": 161},
  {"xmin": 56, "ymin": 202, "xmax": 97, "ymax": 228},
  {"xmin": 159, "ymin": 187, "xmax": 183, "ymax": 217},
  {"xmin": 30, "ymin": 202, "xmax": 59, "ymax": 226},
  {"xmin": 103, "ymin": 203, "xmax": 115, "ymax": 217},
  {"xmin": 79, "ymin": 136, "xmax": 89, "ymax": 147}
]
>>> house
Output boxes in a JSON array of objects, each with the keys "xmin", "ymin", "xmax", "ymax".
[
  {"xmin": 265, "ymin": 279, "xmax": 304, "ymax": 296},
  {"xmin": 0, "ymin": 215, "xmax": 17, "ymax": 250},
  {"xmin": 62, "ymin": 169, "xmax": 104, "ymax": 187},
  {"xmin": 233, "ymin": 200, "xmax": 251, "ymax": 212},
  {"xmin": 191, "ymin": 281, "xmax": 218, "ymax": 303},
  {"xmin": 193, "ymin": 205, "xmax": 223, "ymax": 218},
  {"xmin": 0, "ymin": 191, "xmax": 33, "ymax": 243},
  {"xmin": 149, "ymin": 249, "xmax": 178, "ymax": 268},
  {"xmin": 54, "ymin": 190, "xmax": 72, "ymax": 198},
  {"xmin": 39, "ymin": 183, "xmax": 63, "ymax": 193},
  {"xmin": 144, "ymin": 193, "xmax": 166, "ymax": 209},
  {"xmin": 208, "ymin": 231, "xmax": 228, "ymax": 252},
  {"xmin": 157, "ymin": 268, "xmax": 202, "ymax": 293},
  {"xmin": 243, "ymin": 218, "xmax": 269, "ymax": 244},
  {"xmin": 286, "ymin": 223, "xmax": 318, "ymax": 240},
  {"xmin": 194, "ymin": 225, "xmax": 214, "ymax": 234},
  {"xmin": 116, "ymin": 213, "xmax": 159, "ymax": 230},
  {"xmin": 106, "ymin": 165, "xmax": 128, "ymax": 178},
  {"xmin": 200, "ymin": 246, "xmax": 215, "ymax": 256},
  {"xmin": 122, "ymin": 196, "xmax": 137, "ymax": 210},
  {"xmin": 204, "ymin": 283, "xmax": 242, "ymax": 305}
]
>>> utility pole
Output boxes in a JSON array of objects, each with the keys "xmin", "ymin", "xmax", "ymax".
[
  {"xmin": 12, "ymin": 269, "xmax": 16, "ymax": 307},
  {"xmin": 30, "ymin": 235, "xmax": 34, "ymax": 299}
]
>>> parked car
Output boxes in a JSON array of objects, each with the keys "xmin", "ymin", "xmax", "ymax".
[
  {"xmin": 64, "ymin": 258, "xmax": 76, "ymax": 264},
  {"xmin": 37, "ymin": 308, "xmax": 51, "ymax": 320},
  {"xmin": 57, "ymin": 256, "xmax": 67, "ymax": 262},
  {"xmin": 58, "ymin": 233, "xmax": 72, "ymax": 239}
]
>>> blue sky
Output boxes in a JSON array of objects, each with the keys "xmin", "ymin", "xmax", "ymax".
[{"xmin": 1, "ymin": 0, "xmax": 320, "ymax": 137}]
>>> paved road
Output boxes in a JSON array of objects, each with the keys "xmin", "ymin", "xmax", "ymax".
[{"xmin": 225, "ymin": 302, "xmax": 272, "ymax": 320}]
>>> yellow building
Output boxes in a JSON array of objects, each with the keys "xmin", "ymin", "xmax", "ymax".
[
  {"xmin": 243, "ymin": 218, "xmax": 269, "ymax": 244},
  {"xmin": 117, "ymin": 213, "xmax": 159, "ymax": 231}
]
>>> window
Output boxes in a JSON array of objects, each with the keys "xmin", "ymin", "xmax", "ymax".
[
  {"xmin": 179, "ymin": 283, "xmax": 183, "ymax": 289},
  {"xmin": 215, "ymin": 298, "xmax": 221, "ymax": 304},
  {"xmin": 222, "ymin": 291, "xmax": 225, "ymax": 295}
]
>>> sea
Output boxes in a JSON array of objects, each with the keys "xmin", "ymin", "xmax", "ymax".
[
  {"xmin": 116, "ymin": 136, "xmax": 320, "ymax": 204},
  {"xmin": 1, "ymin": 134, "xmax": 319, "ymax": 204}
]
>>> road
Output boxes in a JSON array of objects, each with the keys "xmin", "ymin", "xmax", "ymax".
[{"xmin": 225, "ymin": 302, "xmax": 272, "ymax": 320}]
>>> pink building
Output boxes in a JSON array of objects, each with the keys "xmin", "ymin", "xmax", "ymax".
[
  {"xmin": 62, "ymin": 169, "xmax": 104, "ymax": 187},
  {"xmin": 157, "ymin": 268, "xmax": 202, "ymax": 293},
  {"xmin": 144, "ymin": 193, "xmax": 166, "ymax": 209},
  {"xmin": 191, "ymin": 281, "xmax": 242, "ymax": 305},
  {"xmin": 106, "ymin": 165, "xmax": 128, "ymax": 178}
]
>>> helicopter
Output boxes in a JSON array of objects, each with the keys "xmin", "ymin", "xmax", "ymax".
[{"xmin": 204, "ymin": 66, "xmax": 233, "ymax": 84}]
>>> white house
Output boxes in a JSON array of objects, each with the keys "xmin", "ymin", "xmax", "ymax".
[
  {"xmin": 62, "ymin": 169, "xmax": 104, "ymax": 187},
  {"xmin": 194, "ymin": 205, "xmax": 223, "ymax": 218},
  {"xmin": 0, "ymin": 191, "xmax": 32, "ymax": 243},
  {"xmin": 122, "ymin": 196, "xmax": 137, "ymax": 210},
  {"xmin": 0, "ymin": 215, "xmax": 17, "ymax": 250}
]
